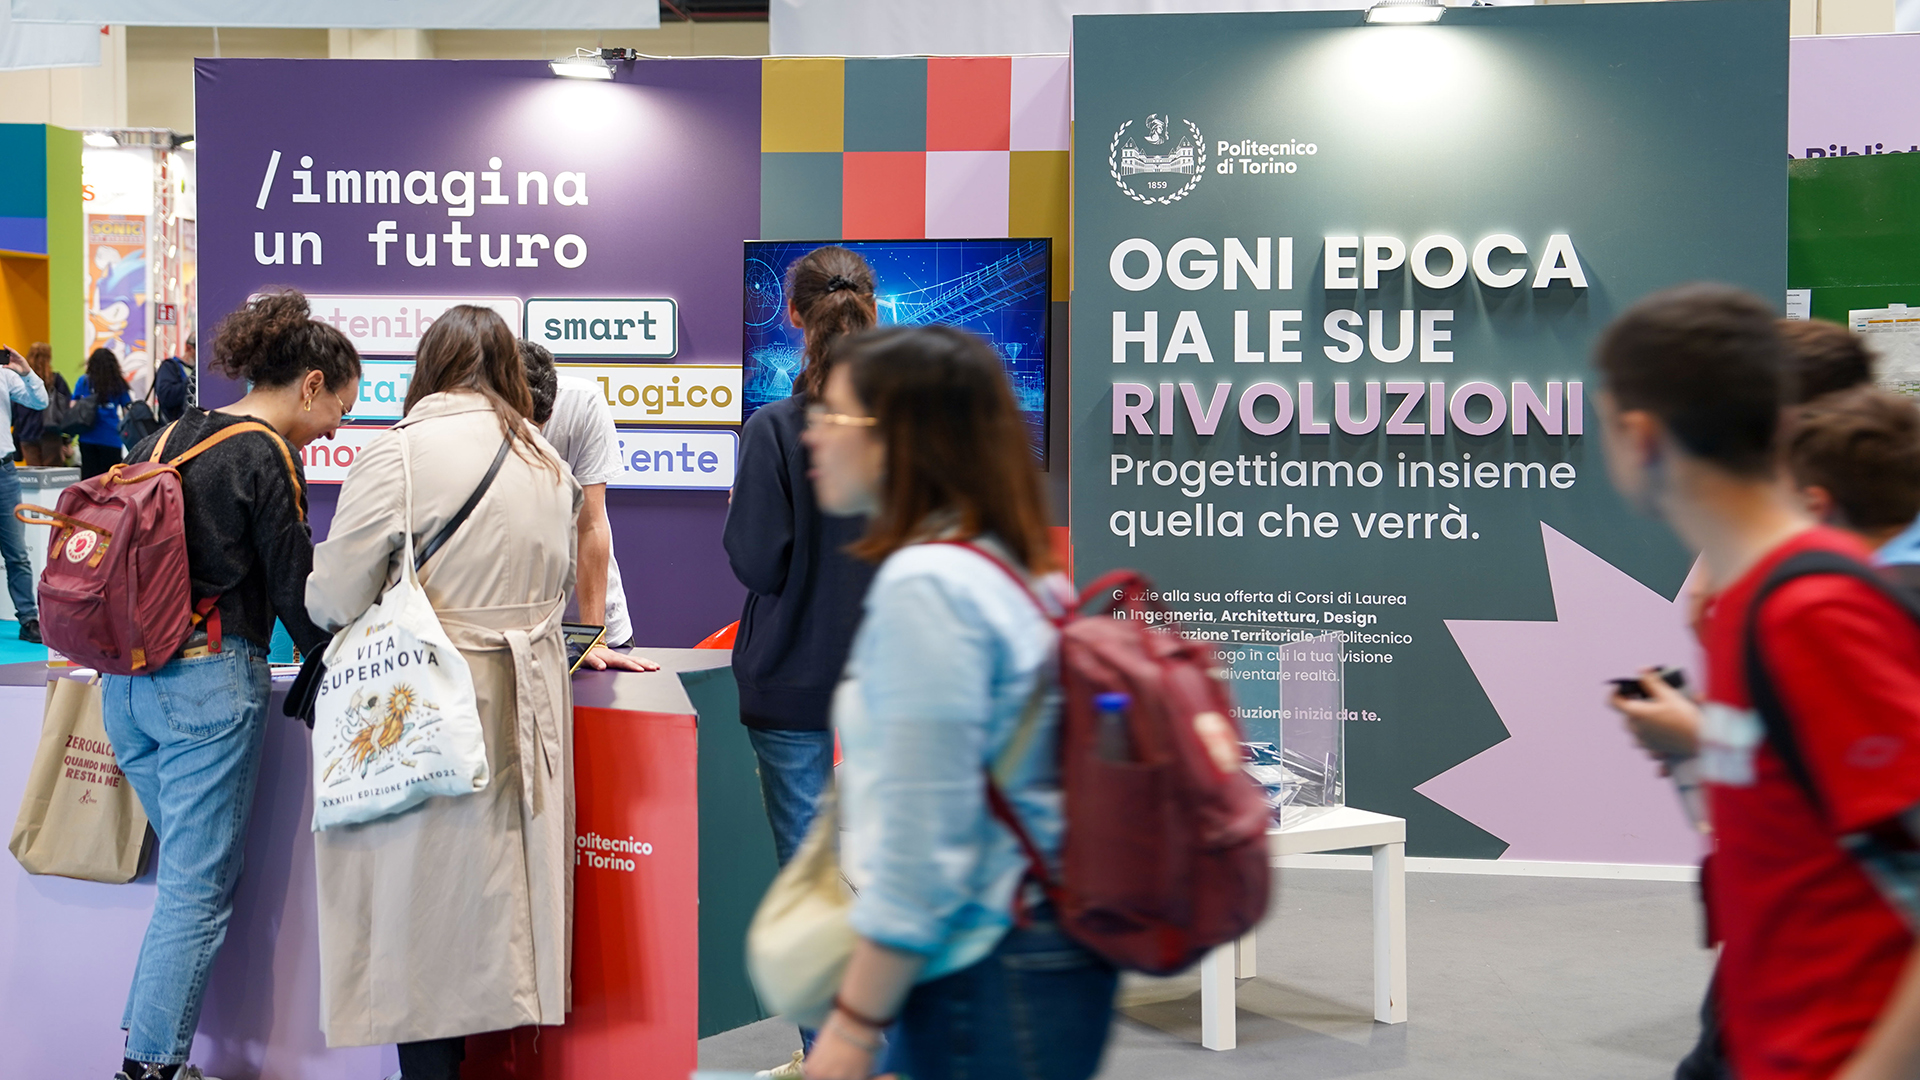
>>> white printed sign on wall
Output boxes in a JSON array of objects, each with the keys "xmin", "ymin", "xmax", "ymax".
[
  {"xmin": 525, "ymin": 298, "xmax": 678, "ymax": 359},
  {"xmin": 555, "ymin": 363, "xmax": 740, "ymax": 425},
  {"xmin": 344, "ymin": 359, "xmax": 419, "ymax": 421},
  {"xmin": 609, "ymin": 429, "xmax": 738, "ymax": 490},
  {"xmin": 296, "ymin": 294, "xmax": 523, "ymax": 356},
  {"xmin": 298, "ymin": 425, "xmax": 387, "ymax": 484}
]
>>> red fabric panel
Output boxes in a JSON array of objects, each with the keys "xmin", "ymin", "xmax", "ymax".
[
  {"xmin": 842, "ymin": 152, "xmax": 927, "ymax": 239},
  {"xmin": 927, "ymin": 57, "xmax": 1012, "ymax": 151}
]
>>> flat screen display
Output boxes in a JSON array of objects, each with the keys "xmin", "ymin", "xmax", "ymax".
[{"xmin": 742, "ymin": 238, "xmax": 1051, "ymax": 457}]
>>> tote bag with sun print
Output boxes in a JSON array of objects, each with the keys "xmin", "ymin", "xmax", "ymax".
[{"xmin": 310, "ymin": 428, "xmax": 488, "ymax": 831}]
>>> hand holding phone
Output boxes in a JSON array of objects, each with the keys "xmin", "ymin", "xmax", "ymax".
[
  {"xmin": 0, "ymin": 345, "xmax": 24, "ymax": 373},
  {"xmin": 1606, "ymin": 665, "xmax": 1700, "ymax": 759},
  {"xmin": 1608, "ymin": 665, "xmax": 1686, "ymax": 700}
]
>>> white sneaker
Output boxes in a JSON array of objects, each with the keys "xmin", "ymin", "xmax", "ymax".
[{"xmin": 754, "ymin": 1050, "xmax": 806, "ymax": 1079}]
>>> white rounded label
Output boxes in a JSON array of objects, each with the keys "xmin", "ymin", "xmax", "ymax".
[{"xmin": 64, "ymin": 530, "xmax": 99, "ymax": 564}]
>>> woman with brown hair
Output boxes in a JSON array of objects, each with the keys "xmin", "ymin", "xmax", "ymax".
[
  {"xmin": 800, "ymin": 325, "xmax": 1116, "ymax": 1080},
  {"xmin": 13, "ymin": 342, "xmax": 68, "ymax": 466},
  {"xmin": 724, "ymin": 244, "xmax": 883, "ymax": 1075},
  {"xmin": 306, "ymin": 305, "xmax": 580, "ymax": 1080}
]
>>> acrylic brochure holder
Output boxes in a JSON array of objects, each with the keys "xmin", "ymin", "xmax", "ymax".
[{"xmin": 1230, "ymin": 632, "xmax": 1346, "ymax": 830}]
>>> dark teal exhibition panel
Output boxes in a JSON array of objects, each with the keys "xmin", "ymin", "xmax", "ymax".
[{"xmin": 1071, "ymin": 2, "xmax": 1787, "ymax": 860}]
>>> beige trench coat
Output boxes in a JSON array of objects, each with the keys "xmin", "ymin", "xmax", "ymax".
[{"xmin": 306, "ymin": 390, "xmax": 583, "ymax": 1047}]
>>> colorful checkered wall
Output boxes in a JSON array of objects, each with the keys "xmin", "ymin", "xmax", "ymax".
[{"xmin": 759, "ymin": 56, "xmax": 1071, "ymax": 300}]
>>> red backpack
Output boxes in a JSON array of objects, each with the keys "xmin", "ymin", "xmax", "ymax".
[
  {"xmin": 950, "ymin": 543, "xmax": 1274, "ymax": 976},
  {"xmin": 15, "ymin": 420, "xmax": 302, "ymax": 675}
]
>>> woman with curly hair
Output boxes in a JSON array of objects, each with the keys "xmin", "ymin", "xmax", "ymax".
[{"xmin": 101, "ymin": 289, "xmax": 360, "ymax": 1080}]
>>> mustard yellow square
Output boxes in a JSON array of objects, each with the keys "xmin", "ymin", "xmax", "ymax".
[
  {"xmin": 762, "ymin": 58, "xmax": 845, "ymax": 153},
  {"xmin": 1010, "ymin": 150, "xmax": 1069, "ymax": 300}
]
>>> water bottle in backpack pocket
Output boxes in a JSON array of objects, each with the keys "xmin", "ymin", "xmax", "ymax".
[{"xmin": 941, "ymin": 542, "xmax": 1275, "ymax": 976}]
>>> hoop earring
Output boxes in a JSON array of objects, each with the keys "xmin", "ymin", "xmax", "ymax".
[{"xmin": 303, "ymin": 397, "xmax": 313, "ymax": 412}]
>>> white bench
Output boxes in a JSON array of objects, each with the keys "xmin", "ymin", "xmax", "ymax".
[{"xmin": 1198, "ymin": 806, "xmax": 1408, "ymax": 1050}]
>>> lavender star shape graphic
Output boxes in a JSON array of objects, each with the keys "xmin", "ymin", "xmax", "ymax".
[{"xmin": 1417, "ymin": 523, "xmax": 1707, "ymax": 865}]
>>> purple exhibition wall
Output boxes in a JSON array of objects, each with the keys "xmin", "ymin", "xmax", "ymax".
[{"xmin": 195, "ymin": 58, "xmax": 761, "ymax": 646}]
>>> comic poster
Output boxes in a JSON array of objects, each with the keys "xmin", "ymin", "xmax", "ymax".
[{"xmin": 86, "ymin": 214, "xmax": 149, "ymax": 367}]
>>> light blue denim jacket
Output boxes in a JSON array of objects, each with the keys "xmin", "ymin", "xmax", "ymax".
[{"xmin": 835, "ymin": 539, "xmax": 1064, "ymax": 980}]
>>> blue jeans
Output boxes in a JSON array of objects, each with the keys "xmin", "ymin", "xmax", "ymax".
[
  {"xmin": 747, "ymin": 725, "xmax": 835, "ymax": 1053},
  {"xmin": 101, "ymin": 641, "xmax": 271, "ymax": 1065},
  {"xmin": 0, "ymin": 458, "xmax": 35, "ymax": 622},
  {"xmin": 888, "ymin": 914, "xmax": 1118, "ymax": 1080},
  {"xmin": 746, "ymin": 727, "xmax": 836, "ymax": 867}
]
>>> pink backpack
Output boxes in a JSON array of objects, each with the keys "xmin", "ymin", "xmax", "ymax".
[
  {"xmin": 947, "ymin": 543, "xmax": 1274, "ymax": 975},
  {"xmin": 16, "ymin": 421, "xmax": 301, "ymax": 675}
]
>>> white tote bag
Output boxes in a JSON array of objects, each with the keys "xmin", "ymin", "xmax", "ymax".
[{"xmin": 310, "ymin": 428, "xmax": 489, "ymax": 831}]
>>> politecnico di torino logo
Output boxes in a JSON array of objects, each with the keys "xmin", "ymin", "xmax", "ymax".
[{"xmin": 1110, "ymin": 113, "xmax": 1206, "ymax": 205}]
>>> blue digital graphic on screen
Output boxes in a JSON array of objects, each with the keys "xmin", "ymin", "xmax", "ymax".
[{"xmin": 743, "ymin": 238, "xmax": 1050, "ymax": 454}]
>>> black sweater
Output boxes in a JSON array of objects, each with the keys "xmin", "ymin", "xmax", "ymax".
[
  {"xmin": 129, "ymin": 409, "xmax": 329, "ymax": 655},
  {"xmin": 723, "ymin": 394, "xmax": 876, "ymax": 731}
]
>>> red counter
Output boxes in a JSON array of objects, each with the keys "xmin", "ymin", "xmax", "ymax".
[{"xmin": 466, "ymin": 649, "xmax": 718, "ymax": 1079}]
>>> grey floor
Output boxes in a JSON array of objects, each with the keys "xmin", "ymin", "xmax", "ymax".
[{"xmin": 698, "ymin": 867, "xmax": 1713, "ymax": 1079}]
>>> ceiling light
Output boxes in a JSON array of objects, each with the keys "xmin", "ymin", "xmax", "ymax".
[
  {"xmin": 83, "ymin": 131, "xmax": 119, "ymax": 148},
  {"xmin": 1365, "ymin": 0, "xmax": 1445, "ymax": 23},
  {"xmin": 550, "ymin": 49, "xmax": 614, "ymax": 80},
  {"xmin": 177, "ymin": 138, "xmax": 196, "ymax": 151}
]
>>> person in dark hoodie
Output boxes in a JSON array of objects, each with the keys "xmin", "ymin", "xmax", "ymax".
[
  {"xmin": 726, "ymin": 245, "xmax": 879, "ymax": 862},
  {"xmin": 724, "ymin": 245, "xmax": 880, "ymax": 1079}
]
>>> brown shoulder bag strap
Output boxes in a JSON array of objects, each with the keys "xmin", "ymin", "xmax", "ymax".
[{"xmin": 163, "ymin": 420, "xmax": 307, "ymax": 523}]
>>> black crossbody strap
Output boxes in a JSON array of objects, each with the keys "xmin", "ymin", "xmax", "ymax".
[
  {"xmin": 414, "ymin": 438, "xmax": 512, "ymax": 573},
  {"xmin": 1742, "ymin": 549, "xmax": 1920, "ymax": 823}
]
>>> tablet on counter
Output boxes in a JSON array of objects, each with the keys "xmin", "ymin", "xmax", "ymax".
[{"xmin": 563, "ymin": 622, "xmax": 607, "ymax": 674}]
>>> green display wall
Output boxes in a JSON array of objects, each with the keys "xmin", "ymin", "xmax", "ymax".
[{"xmin": 1789, "ymin": 152, "xmax": 1920, "ymax": 325}]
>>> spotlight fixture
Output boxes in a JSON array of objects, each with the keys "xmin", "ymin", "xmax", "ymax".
[
  {"xmin": 177, "ymin": 139, "xmax": 197, "ymax": 152},
  {"xmin": 549, "ymin": 47, "xmax": 638, "ymax": 80},
  {"xmin": 82, "ymin": 131, "xmax": 119, "ymax": 148},
  {"xmin": 1365, "ymin": 0, "xmax": 1445, "ymax": 23}
]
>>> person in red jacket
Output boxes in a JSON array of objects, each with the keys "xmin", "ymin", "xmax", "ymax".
[{"xmin": 1596, "ymin": 284, "xmax": 1920, "ymax": 1080}]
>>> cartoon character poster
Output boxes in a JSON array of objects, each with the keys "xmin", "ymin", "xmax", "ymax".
[{"xmin": 86, "ymin": 214, "xmax": 149, "ymax": 367}]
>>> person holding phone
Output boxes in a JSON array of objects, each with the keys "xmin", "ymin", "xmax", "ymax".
[
  {"xmin": 12, "ymin": 342, "xmax": 67, "ymax": 467},
  {"xmin": 1597, "ymin": 286, "xmax": 1920, "ymax": 1080},
  {"xmin": 0, "ymin": 345, "xmax": 48, "ymax": 642}
]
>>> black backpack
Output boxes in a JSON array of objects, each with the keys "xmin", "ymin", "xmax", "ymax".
[
  {"xmin": 50, "ymin": 381, "xmax": 96, "ymax": 438},
  {"xmin": 120, "ymin": 400, "xmax": 161, "ymax": 448}
]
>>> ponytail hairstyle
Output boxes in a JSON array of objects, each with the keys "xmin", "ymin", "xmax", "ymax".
[
  {"xmin": 406, "ymin": 305, "xmax": 558, "ymax": 475},
  {"xmin": 787, "ymin": 245, "xmax": 876, "ymax": 400},
  {"xmin": 210, "ymin": 288, "xmax": 361, "ymax": 393}
]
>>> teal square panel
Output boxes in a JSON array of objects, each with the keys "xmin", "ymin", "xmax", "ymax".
[
  {"xmin": 760, "ymin": 153, "xmax": 843, "ymax": 240},
  {"xmin": 0, "ymin": 124, "xmax": 49, "ymax": 218},
  {"xmin": 844, "ymin": 58, "xmax": 927, "ymax": 152}
]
